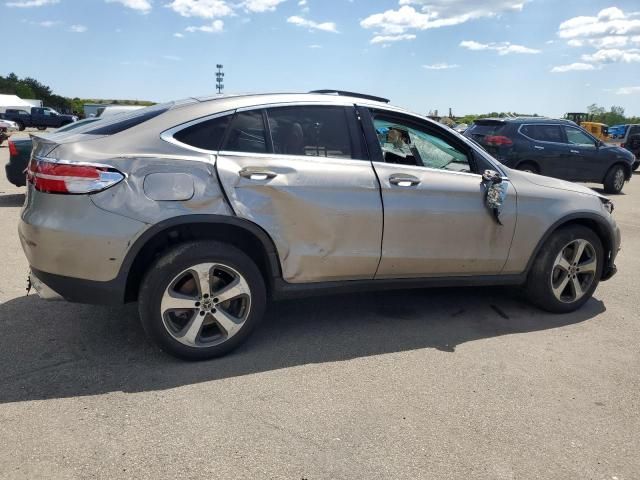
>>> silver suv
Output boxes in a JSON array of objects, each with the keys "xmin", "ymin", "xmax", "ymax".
[{"xmin": 19, "ymin": 91, "xmax": 621, "ymax": 360}]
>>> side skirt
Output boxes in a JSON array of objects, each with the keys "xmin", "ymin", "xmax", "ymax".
[{"xmin": 272, "ymin": 274, "xmax": 527, "ymax": 300}]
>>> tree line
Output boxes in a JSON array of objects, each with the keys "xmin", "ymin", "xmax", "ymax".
[
  {"xmin": 0, "ymin": 73, "xmax": 153, "ymax": 116},
  {"xmin": 455, "ymin": 107, "xmax": 639, "ymax": 127}
]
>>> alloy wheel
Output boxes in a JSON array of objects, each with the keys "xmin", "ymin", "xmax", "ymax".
[
  {"xmin": 550, "ymin": 239, "xmax": 597, "ymax": 303},
  {"xmin": 614, "ymin": 169, "xmax": 625, "ymax": 191},
  {"xmin": 160, "ymin": 262, "xmax": 251, "ymax": 347}
]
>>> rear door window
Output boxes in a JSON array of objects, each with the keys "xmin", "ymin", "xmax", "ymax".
[
  {"xmin": 221, "ymin": 110, "xmax": 268, "ymax": 154},
  {"xmin": 173, "ymin": 115, "xmax": 231, "ymax": 151},
  {"xmin": 520, "ymin": 124, "xmax": 564, "ymax": 143},
  {"xmin": 266, "ymin": 106, "xmax": 354, "ymax": 159}
]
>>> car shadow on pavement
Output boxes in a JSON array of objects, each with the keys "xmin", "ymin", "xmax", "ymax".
[
  {"xmin": 0, "ymin": 193, "xmax": 25, "ymax": 207},
  {"xmin": 0, "ymin": 287, "xmax": 605, "ymax": 404}
]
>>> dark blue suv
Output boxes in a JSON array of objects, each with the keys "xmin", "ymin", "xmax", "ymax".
[{"xmin": 464, "ymin": 118, "xmax": 635, "ymax": 194}]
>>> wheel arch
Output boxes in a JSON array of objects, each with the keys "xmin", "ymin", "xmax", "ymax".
[
  {"xmin": 525, "ymin": 212, "xmax": 616, "ymax": 280},
  {"xmin": 121, "ymin": 215, "xmax": 282, "ymax": 302},
  {"xmin": 604, "ymin": 161, "xmax": 632, "ymax": 182},
  {"xmin": 515, "ymin": 159, "xmax": 540, "ymax": 173}
]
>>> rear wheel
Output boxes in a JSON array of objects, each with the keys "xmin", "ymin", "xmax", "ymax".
[
  {"xmin": 517, "ymin": 162, "xmax": 538, "ymax": 174},
  {"xmin": 632, "ymin": 160, "xmax": 639, "ymax": 172},
  {"xmin": 525, "ymin": 225, "xmax": 602, "ymax": 313},
  {"xmin": 15, "ymin": 121, "xmax": 25, "ymax": 131},
  {"xmin": 36, "ymin": 126, "xmax": 47, "ymax": 131},
  {"xmin": 138, "ymin": 241, "xmax": 266, "ymax": 360},
  {"xmin": 603, "ymin": 164, "xmax": 626, "ymax": 194}
]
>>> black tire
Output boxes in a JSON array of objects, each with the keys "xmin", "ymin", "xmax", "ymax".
[
  {"xmin": 36, "ymin": 126, "xmax": 47, "ymax": 131},
  {"xmin": 138, "ymin": 241, "xmax": 267, "ymax": 360},
  {"xmin": 603, "ymin": 164, "xmax": 626, "ymax": 194},
  {"xmin": 632, "ymin": 160, "xmax": 639, "ymax": 172},
  {"xmin": 525, "ymin": 225, "xmax": 603, "ymax": 313},
  {"xmin": 517, "ymin": 162, "xmax": 539, "ymax": 174},
  {"xmin": 16, "ymin": 121, "xmax": 25, "ymax": 131}
]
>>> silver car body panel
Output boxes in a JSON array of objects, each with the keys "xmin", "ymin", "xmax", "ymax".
[
  {"xmin": 18, "ymin": 92, "xmax": 620, "ymax": 296},
  {"xmin": 216, "ymin": 152, "xmax": 383, "ymax": 282},
  {"xmin": 372, "ymin": 162, "xmax": 517, "ymax": 277}
]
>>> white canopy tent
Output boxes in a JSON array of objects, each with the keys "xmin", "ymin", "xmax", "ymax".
[{"xmin": 0, "ymin": 94, "xmax": 33, "ymax": 113}]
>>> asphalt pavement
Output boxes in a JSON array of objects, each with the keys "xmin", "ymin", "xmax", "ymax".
[{"xmin": 0, "ymin": 141, "xmax": 638, "ymax": 479}]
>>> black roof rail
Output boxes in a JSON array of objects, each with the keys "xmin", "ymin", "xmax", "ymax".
[{"xmin": 309, "ymin": 89, "xmax": 390, "ymax": 103}]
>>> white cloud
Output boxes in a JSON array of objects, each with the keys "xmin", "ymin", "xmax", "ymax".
[
  {"xmin": 287, "ymin": 15, "xmax": 338, "ymax": 33},
  {"xmin": 186, "ymin": 19, "xmax": 224, "ymax": 32},
  {"xmin": 163, "ymin": 55, "xmax": 182, "ymax": 61},
  {"xmin": 558, "ymin": 7, "xmax": 640, "ymax": 39},
  {"xmin": 69, "ymin": 24, "xmax": 87, "ymax": 32},
  {"xmin": 361, "ymin": 1, "xmax": 528, "ymax": 36},
  {"xmin": 105, "ymin": 0, "xmax": 151, "ymax": 12},
  {"xmin": 581, "ymin": 48, "xmax": 640, "ymax": 63},
  {"xmin": 557, "ymin": 7, "xmax": 640, "ymax": 70},
  {"xmin": 459, "ymin": 40, "xmax": 540, "ymax": 55},
  {"xmin": 173, "ymin": 32, "xmax": 184, "ymax": 37},
  {"xmin": 39, "ymin": 20, "xmax": 59, "ymax": 26},
  {"xmin": 242, "ymin": 0, "xmax": 285, "ymax": 12},
  {"xmin": 308, "ymin": 44, "xmax": 322, "ymax": 48},
  {"xmin": 168, "ymin": 0, "xmax": 285, "ymax": 18},
  {"xmin": 6, "ymin": 0, "xmax": 58, "ymax": 6},
  {"xmin": 298, "ymin": 0, "xmax": 306, "ymax": 4},
  {"xmin": 168, "ymin": 0, "xmax": 233, "ymax": 18},
  {"xmin": 616, "ymin": 86, "xmax": 640, "ymax": 95},
  {"xmin": 370, "ymin": 33, "xmax": 415, "ymax": 44},
  {"xmin": 423, "ymin": 63, "xmax": 459, "ymax": 70},
  {"xmin": 550, "ymin": 62, "xmax": 596, "ymax": 73}
]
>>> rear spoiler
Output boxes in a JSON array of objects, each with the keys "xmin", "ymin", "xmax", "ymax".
[{"xmin": 474, "ymin": 119, "xmax": 507, "ymax": 126}]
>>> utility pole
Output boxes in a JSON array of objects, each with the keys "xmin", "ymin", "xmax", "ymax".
[{"xmin": 216, "ymin": 64, "xmax": 225, "ymax": 94}]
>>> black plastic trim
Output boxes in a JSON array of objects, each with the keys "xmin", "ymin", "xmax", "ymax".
[{"xmin": 272, "ymin": 274, "xmax": 527, "ymax": 300}]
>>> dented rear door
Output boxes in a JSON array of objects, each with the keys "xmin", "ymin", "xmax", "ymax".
[{"xmin": 215, "ymin": 105, "xmax": 382, "ymax": 283}]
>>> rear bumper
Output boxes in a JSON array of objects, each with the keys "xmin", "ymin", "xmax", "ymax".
[{"xmin": 30, "ymin": 268, "xmax": 126, "ymax": 304}]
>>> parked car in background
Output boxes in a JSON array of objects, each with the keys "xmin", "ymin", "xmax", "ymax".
[
  {"xmin": 4, "ymin": 117, "xmax": 101, "ymax": 187},
  {"xmin": 580, "ymin": 122, "xmax": 610, "ymax": 142},
  {"xmin": 609, "ymin": 124, "xmax": 627, "ymax": 139},
  {"xmin": 20, "ymin": 92, "xmax": 620, "ymax": 360},
  {"xmin": 0, "ymin": 117, "xmax": 19, "ymax": 144},
  {"xmin": 619, "ymin": 124, "xmax": 640, "ymax": 170},
  {"xmin": 3, "ymin": 107, "xmax": 77, "ymax": 131},
  {"xmin": 465, "ymin": 117, "xmax": 635, "ymax": 193},
  {"xmin": 454, "ymin": 123, "xmax": 468, "ymax": 133}
]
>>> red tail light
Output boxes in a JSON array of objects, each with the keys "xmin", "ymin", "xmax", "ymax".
[
  {"xmin": 27, "ymin": 157, "xmax": 124, "ymax": 194},
  {"xmin": 8, "ymin": 140, "xmax": 18, "ymax": 156},
  {"xmin": 484, "ymin": 135, "xmax": 513, "ymax": 147}
]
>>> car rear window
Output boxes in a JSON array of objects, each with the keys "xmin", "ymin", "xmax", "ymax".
[
  {"xmin": 83, "ymin": 104, "xmax": 170, "ymax": 135},
  {"xmin": 467, "ymin": 121, "xmax": 508, "ymax": 138}
]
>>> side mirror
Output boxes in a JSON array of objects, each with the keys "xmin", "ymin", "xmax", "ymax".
[{"xmin": 481, "ymin": 170, "xmax": 507, "ymax": 225}]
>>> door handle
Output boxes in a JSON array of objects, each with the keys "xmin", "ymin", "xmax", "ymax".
[
  {"xmin": 570, "ymin": 149, "xmax": 580, "ymax": 154},
  {"xmin": 534, "ymin": 145, "xmax": 545, "ymax": 150},
  {"xmin": 389, "ymin": 174, "xmax": 420, "ymax": 187},
  {"xmin": 239, "ymin": 168, "xmax": 277, "ymax": 181}
]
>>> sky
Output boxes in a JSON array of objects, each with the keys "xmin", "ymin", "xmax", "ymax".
[{"xmin": 3, "ymin": 0, "xmax": 640, "ymax": 117}]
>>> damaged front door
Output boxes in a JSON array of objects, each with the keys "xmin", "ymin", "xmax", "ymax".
[{"xmin": 215, "ymin": 105, "xmax": 383, "ymax": 283}]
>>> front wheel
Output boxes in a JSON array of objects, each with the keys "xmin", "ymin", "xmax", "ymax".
[
  {"xmin": 138, "ymin": 241, "xmax": 266, "ymax": 360},
  {"xmin": 603, "ymin": 165, "xmax": 626, "ymax": 194},
  {"xmin": 16, "ymin": 121, "xmax": 25, "ymax": 131},
  {"xmin": 36, "ymin": 126, "xmax": 47, "ymax": 131},
  {"xmin": 525, "ymin": 225, "xmax": 603, "ymax": 313}
]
